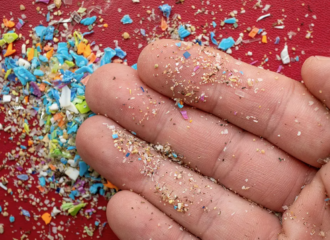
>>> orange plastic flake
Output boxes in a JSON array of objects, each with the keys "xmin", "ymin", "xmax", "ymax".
[
  {"xmin": 28, "ymin": 140, "xmax": 33, "ymax": 147},
  {"xmin": 27, "ymin": 48, "xmax": 34, "ymax": 61},
  {"xmin": 53, "ymin": 113, "xmax": 63, "ymax": 121},
  {"xmin": 37, "ymin": 186, "xmax": 45, "ymax": 192},
  {"xmin": 88, "ymin": 53, "xmax": 96, "ymax": 64},
  {"xmin": 161, "ymin": 17, "xmax": 168, "ymax": 31},
  {"xmin": 58, "ymin": 119, "xmax": 65, "ymax": 128},
  {"xmin": 249, "ymin": 27, "xmax": 259, "ymax": 38},
  {"xmin": 39, "ymin": 83, "xmax": 46, "ymax": 91},
  {"xmin": 41, "ymin": 213, "xmax": 52, "ymax": 225},
  {"xmin": 103, "ymin": 23, "xmax": 108, "ymax": 28},
  {"xmin": 46, "ymin": 48, "xmax": 54, "ymax": 60},
  {"xmin": 4, "ymin": 43, "xmax": 16, "ymax": 57},
  {"xmin": 49, "ymin": 164, "xmax": 56, "ymax": 171},
  {"xmin": 43, "ymin": 45, "xmax": 52, "ymax": 52},
  {"xmin": 83, "ymin": 44, "xmax": 91, "ymax": 58},
  {"xmin": 262, "ymin": 35, "xmax": 267, "ymax": 43},
  {"xmin": 24, "ymin": 96, "xmax": 29, "ymax": 104},
  {"xmin": 3, "ymin": 19, "xmax": 15, "ymax": 28},
  {"xmin": 104, "ymin": 180, "xmax": 119, "ymax": 192},
  {"xmin": 77, "ymin": 42, "xmax": 86, "ymax": 55}
]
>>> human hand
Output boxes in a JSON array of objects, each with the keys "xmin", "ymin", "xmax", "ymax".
[{"xmin": 76, "ymin": 39, "xmax": 330, "ymax": 239}]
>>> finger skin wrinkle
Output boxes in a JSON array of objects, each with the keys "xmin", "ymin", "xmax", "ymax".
[{"xmin": 262, "ymin": 78, "xmax": 296, "ymax": 141}]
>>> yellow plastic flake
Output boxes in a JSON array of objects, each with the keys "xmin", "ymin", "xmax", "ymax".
[
  {"xmin": 23, "ymin": 123, "xmax": 30, "ymax": 135},
  {"xmin": 262, "ymin": 35, "xmax": 267, "ymax": 43}
]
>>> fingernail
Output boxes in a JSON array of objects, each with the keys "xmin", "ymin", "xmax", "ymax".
[{"xmin": 315, "ymin": 56, "xmax": 330, "ymax": 61}]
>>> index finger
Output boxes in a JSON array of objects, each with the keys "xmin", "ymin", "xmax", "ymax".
[{"xmin": 137, "ymin": 39, "xmax": 330, "ymax": 167}]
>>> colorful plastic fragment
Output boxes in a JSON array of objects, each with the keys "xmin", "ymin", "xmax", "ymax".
[
  {"xmin": 3, "ymin": 33, "xmax": 18, "ymax": 43},
  {"xmin": 121, "ymin": 14, "xmax": 133, "ymax": 24},
  {"xmin": 183, "ymin": 51, "xmax": 191, "ymax": 59},
  {"xmin": 80, "ymin": 16, "xmax": 97, "ymax": 26},
  {"xmin": 13, "ymin": 67, "xmax": 37, "ymax": 85},
  {"xmin": 41, "ymin": 212, "xmax": 52, "ymax": 225},
  {"xmin": 159, "ymin": 4, "xmax": 172, "ymax": 18},
  {"xmin": 249, "ymin": 27, "xmax": 259, "ymax": 38},
  {"xmin": 210, "ymin": 32, "xmax": 218, "ymax": 45},
  {"xmin": 178, "ymin": 25, "xmax": 191, "ymax": 39},
  {"xmin": 115, "ymin": 47, "xmax": 127, "ymax": 59},
  {"xmin": 9, "ymin": 216, "xmax": 15, "ymax": 223},
  {"xmin": 224, "ymin": 18, "xmax": 237, "ymax": 24},
  {"xmin": 218, "ymin": 37, "xmax": 235, "ymax": 51}
]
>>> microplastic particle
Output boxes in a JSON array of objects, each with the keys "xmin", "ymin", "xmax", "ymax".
[{"xmin": 121, "ymin": 15, "xmax": 133, "ymax": 24}]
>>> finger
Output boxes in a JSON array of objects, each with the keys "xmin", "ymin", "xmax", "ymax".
[
  {"xmin": 302, "ymin": 56, "xmax": 330, "ymax": 109},
  {"xmin": 76, "ymin": 116, "xmax": 281, "ymax": 239},
  {"xmin": 86, "ymin": 63, "xmax": 316, "ymax": 212},
  {"xmin": 137, "ymin": 39, "xmax": 330, "ymax": 167},
  {"xmin": 107, "ymin": 190, "xmax": 197, "ymax": 240},
  {"xmin": 279, "ymin": 162, "xmax": 330, "ymax": 240}
]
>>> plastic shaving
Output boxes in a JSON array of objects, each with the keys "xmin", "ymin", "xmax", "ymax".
[
  {"xmin": 210, "ymin": 32, "xmax": 218, "ymax": 45},
  {"xmin": 80, "ymin": 16, "xmax": 97, "ymax": 26},
  {"xmin": 281, "ymin": 44, "xmax": 290, "ymax": 64},
  {"xmin": 159, "ymin": 4, "xmax": 172, "ymax": 18}
]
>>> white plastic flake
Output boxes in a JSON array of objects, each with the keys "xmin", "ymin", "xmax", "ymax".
[
  {"xmin": 59, "ymin": 86, "xmax": 71, "ymax": 108},
  {"xmin": 280, "ymin": 44, "xmax": 290, "ymax": 64},
  {"xmin": 65, "ymin": 167, "xmax": 79, "ymax": 181},
  {"xmin": 3, "ymin": 95, "xmax": 12, "ymax": 103}
]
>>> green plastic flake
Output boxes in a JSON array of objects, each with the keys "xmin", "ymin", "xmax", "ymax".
[
  {"xmin": 4, "ymin": 69, "xmax": 12, "ymax": 80},
  {"xmin": 50, "ymin": 148, "xmax": 62, "ymax": 158},
  {"xmin": 64, "ymin": 60, "xmax": 75, "ymax": 67},
  {"xmin": 68, "ymin": 203, "xmax": 87, "ymax": 216},
  {"xmin": 23, "ymin": 123, "xmax": 30, "ymax": 135},
  {"xmin": 61, "ymin": 202, "xmax": 74, "ymax": 211},
  {"xmin": 61, "ymin": 151, "xmax": 72, "ymax": 159},
  {"xmin": 233, "ymin": 22, "xmax": 238, "ymax": 28},
  {"xmin": 3, "ymin": 33, "xmax": 18, "ymax": 43},
  {"xmin": 0, "ymin": 39, "xmax": 6, "ymax": 47},
  {"xmin": 84, "ymin": 226, "xmax": 94, "ymax": 237},
  {"xmin": 75, "ymin": 101, "xmax": 90, "ymax": 114}
]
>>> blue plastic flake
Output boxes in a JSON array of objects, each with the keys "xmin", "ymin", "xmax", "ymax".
[
  {"xmin": 140, "ymin": 29, "xmax": 146, "ymax": 36},
  {"xmin": 275, "ymin": 36, "xmax": 280, "ymax": 44},
  {"xmin": 9, "ymin": 216, "xmax": 15, "ymax": 223},
  {"xmin": 159, "ymin": 4, "xmax": 172, "ymax": 18},
  {"xmin": 258, "ymin": 29, "xmax": 263, "ymax": 34},
  {"xmin": 224, "ymin": 18, "xmax": 237, "ymax": 24},
  {"xmin": 34, "ymin": 25, "xmax": 46, "ymax": 38},
  {"xmin": 131, "ymin": 131, "xmax": 137, "ymax": 135},
  {"xmin": 112, "ymin": 134, "xmax": 118, "ymax": 139},
  {"xmin": 39, "ymin": 55, "xmax": 48, "ymax": 62},
  {"xmin": 62, "ymin": 70, "xmax": 75, "ymax": 83},
  {"xmin": 75, "ymin": 64, "xmax": 94, "ymax": 74},
  {"xmin": 125, "ymin": 153, "xmax": 130, "ymax": 157},
  {"xmin": 138, "ymin": 158, "xmax": 141, "ymax": 161},
  {"xmin": 39, "ymin": 177, "xmax": 46, "ymax": 187},
  {"xmin": 183, "ymin": 51, "xmax": 191, "ymax": 59},
  {"xmin": 296, "ymin": 56, "xmax": 299, "ymax": 61},
  {"xmin": 17, "ymin": 174, "xmax": 29, "ymax": 181},
  {"xmin": 115, "ymin": 47, "xmax": 127, "ymax": 59},
  {"xmin": 82, "ymin": 31, "xmax": 94, "ymax": 37},
  {"xmin": 33, "ymin": 69, "xmax": 44, "ymax": 76},
  {"xmin": 70, "ymin": 50, "xmax": 88, "ymax": 67},
  {"xmin": 212, "ymin": 21, "xmax": 217, "ymax": 28},
  {"xmin": 60, "ymin": 158, "xmax": 68, "ymax": 165},
  {"xmin": 90, "ymin": 183, "xmax": 104, "ymax": 194},
  {"xmin": 131, "ymin": 63, "xmax": 137, "ymax": 70},
  {"xmin": 0, "ymin": 206, "xmax": 2, "ymax": 212},
  {"xmin": 240, "ymin": 71, "xmax": 244, "ymax": 75},
  {"xmin": 140, "ymin": 86, "xmax": 144, "ymax": 92},
  {"xmin": 175, "ymin": 42, "xmax": 181, "ymax": 47},
  {"xmin": 79, "ymin": 161, "xmax": 89, "ymax": 176},
  {"xmin": 20, "ymin": 145, "xmax": 27, "ymax": 149},
  {"xmin": 100, "ymin": 47, "xmax": 116, "ymax": 66},
  {"xmin": 55, "ymin": 42, "xmax": 72, "ymax": 64},
  {"xmin": 46, "ymin": 12, "xmax": 50, "ymax": 22},
  {"xmin": 172, "ymin": 153, "xmax": 177, "ymax": 158},
  {"xmin": 31, "ymin": 57, "xmax": 40, "ymax": 69},
  {"xmin": 13, "ymin": 67, "xmax": 37, "ymax": 85},
  {"xmin": 80, "ymin": 16, "xmax": 97, "ymax": 26},
  {"xmin": 210, "ymin": 32, "xmax": 218, "ymax": 45},
  {"xmin": 121, "ymin": 14, "xmax": 133, "ymax": 24},
  {"xmin": 69, "ymin": 190, "xmax": 79, "ymax": 200},
  {"xmin": 95, "ymin": 221, "xmax": 100, "ymax": 226},
  {"xmin": 22, "ymin": 209, "xmax": 30, "ymax": 217},
  {"xmin": 178, "ymin": 103, "xmax": 183, "ymax": 108},
  {"xmin": 44, "ymin": 26, "xmax": 55, "ymax": 41},
  {"xmin": 174, "ymin": 206, "xmax": 178, "ymax": 210},
  {"xmin": 178, "ymin": 25, "xmax": 191, "ymax": 39},
  {"xmin": 218, "ymin": 37, "xmax": 235, "ymax": 51}
]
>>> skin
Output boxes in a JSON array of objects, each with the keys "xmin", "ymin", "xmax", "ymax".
[{"xmin": 76, "ymin": 39, "xmax": 330, "ymax": 239}]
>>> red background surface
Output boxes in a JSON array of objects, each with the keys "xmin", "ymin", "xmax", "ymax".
[{"xmin": 0, "ymin": 0, "xmax": 329, "ymax": 239}]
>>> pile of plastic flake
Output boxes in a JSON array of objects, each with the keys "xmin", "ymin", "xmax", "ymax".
[{"xmin": 0, "ymin": 0, "xmax": 318, "ymax": 238}]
